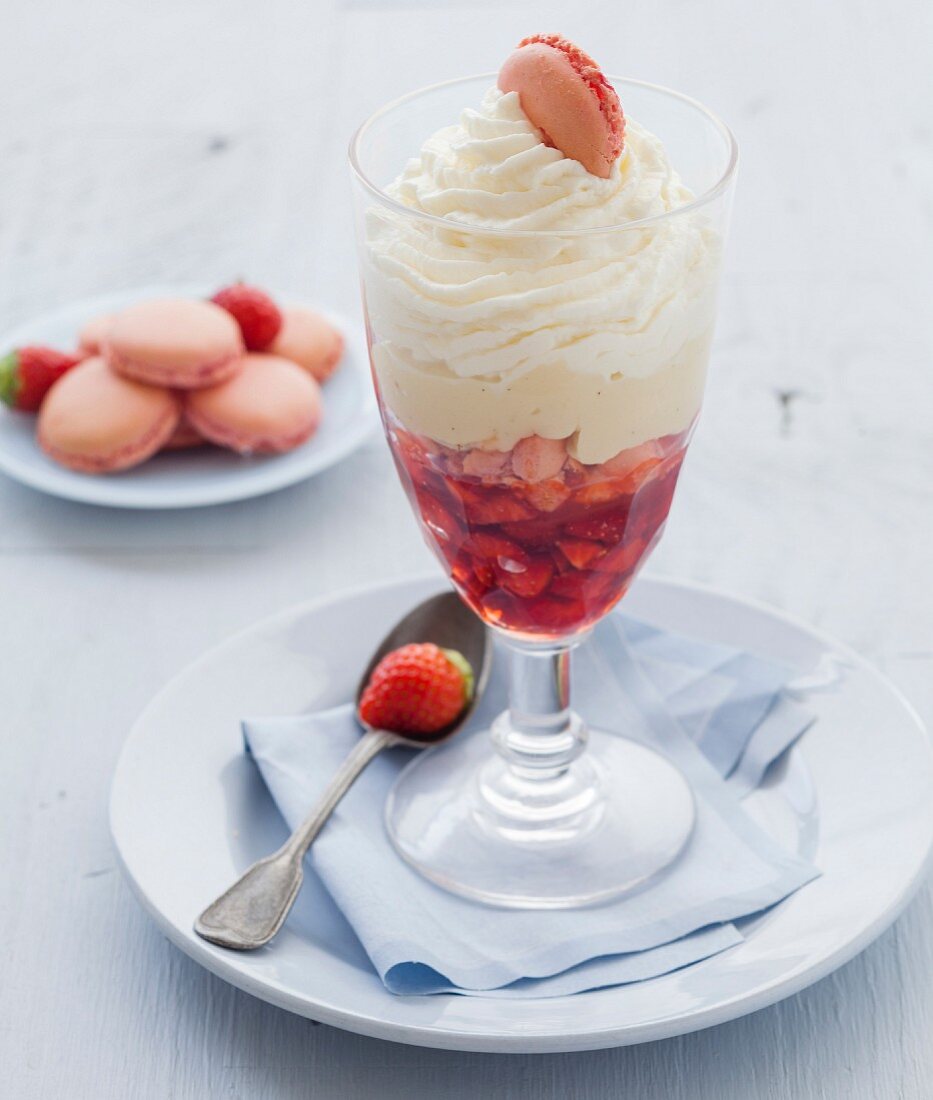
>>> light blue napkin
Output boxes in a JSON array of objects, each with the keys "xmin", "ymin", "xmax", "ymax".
[{"xmin": 244, "ymin": 611, "xmax": 818, "ymax": 997}]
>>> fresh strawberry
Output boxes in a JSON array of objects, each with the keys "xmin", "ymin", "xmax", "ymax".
[
  {"xmin": 210, "ymin": 283, "xmax": 282, "ymax": 350},
  {"xmin": 358, "ymin": 643, "xmax": 474, "ymax": 737},
  {"xmin": 0, "ymin": 346, "xmax": 79, "ymax": 412}
]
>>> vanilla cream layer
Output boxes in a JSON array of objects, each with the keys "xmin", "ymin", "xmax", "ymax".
[
  {"xmin": 363, "ymin": 87, "xmax": 719, "ymax": 462},
  {"xmin": 373, "ymin": 328, "xmax": 712, "ymax": 464}
]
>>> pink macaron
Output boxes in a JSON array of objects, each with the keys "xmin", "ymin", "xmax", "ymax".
[
  {"xmin": 184, "ymin": 353, "xmax": 322, "ymax": 455},
  {"xmin": 269, "ymin": 306, "xmax": 343, "ymax": 383},
  {"xmin": 77, "ymin": 313, "xmax": 115, "ymax": 358},
  {"xmin": 105, "ymin": 298, "xmax": 244, "ymax": 389},
  {"xmin": 38, "ymin": 356, "xmax": 181, "ymax": 474},
  {"xmin": 498, "ymin": 34, "xmax": 625, "ymax": 179}
]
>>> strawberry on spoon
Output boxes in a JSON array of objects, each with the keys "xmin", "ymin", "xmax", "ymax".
[{"xmin": 359, "ymin": 643, "xmax": 474, "ymax": 738}]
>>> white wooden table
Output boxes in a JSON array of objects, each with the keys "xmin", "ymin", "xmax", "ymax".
[{"xmin": 2, "ymin": 1, "xmax": 931, "ymax": 1096}]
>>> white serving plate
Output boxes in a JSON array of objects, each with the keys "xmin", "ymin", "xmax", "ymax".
[
  {"xmin": 0, "ymin": 286, "xmax": 377, "ymax": 508},
  {"xmin": 110, "ymin": 574, "xmax": 933, "ymax": 1053}
]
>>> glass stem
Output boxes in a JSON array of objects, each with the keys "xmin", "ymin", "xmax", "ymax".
[{"xmin": 491, "ymin": 636, "xmax": 589, "ymax": 782}]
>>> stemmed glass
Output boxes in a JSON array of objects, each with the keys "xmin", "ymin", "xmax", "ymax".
[{"xmin": 350, "ymin": 75, "xmax": 737, "ymax": 908}]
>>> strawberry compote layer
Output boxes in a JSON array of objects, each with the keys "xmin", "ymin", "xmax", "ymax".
[{"xmin": 389, "ymin": 423, "xmax": 690, "ymax": 639}]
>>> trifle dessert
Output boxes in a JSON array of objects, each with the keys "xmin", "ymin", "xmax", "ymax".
[
  {"xmin": 351, "ymin": 35, "xmax": 736, "ymax": 908},
  {"xmin": 360, "ymin": 34, "xmax": 721, "ymax": 640}
]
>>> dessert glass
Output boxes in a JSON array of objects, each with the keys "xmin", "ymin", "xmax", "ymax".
[{"xmin": 350, "ymin": 75, "xmax": 737, "ymax": 908}]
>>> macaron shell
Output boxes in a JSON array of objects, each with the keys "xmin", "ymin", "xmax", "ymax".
[
  {"xmin": 498, "ymin": 37, "xmax": 624, "ymax": 178},
  {"xmin": 77, "ymin": 313, "xmax": 115, "ymax": 357},
  {"xmin": 268, "ymin": 306, "xmax": 344, "ymax": 383},
  {"xmin": 38, "ymin": 356, "xmax": 181, "ymax": 473},
  {"xmin": 184, "ymin": 353, "xmax": 322, "ymax": 455},
  {"xmin": 106, "ymin": 298, "xmax": 244, "ymax": 389}
]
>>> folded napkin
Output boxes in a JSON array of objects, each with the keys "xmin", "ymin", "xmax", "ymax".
[{"xmin": 244, "ymin": 610, "xmax": 819, "ymax": 997}]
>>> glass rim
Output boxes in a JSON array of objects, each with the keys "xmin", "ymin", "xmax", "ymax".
[{"xmin": 348, "ymin": 72, "xmax": 739, "ymax": 238}]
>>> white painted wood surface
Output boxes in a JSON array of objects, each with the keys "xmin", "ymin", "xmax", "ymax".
[{"xmin": 1, "ymin": 0, "xmax": 931, "ymax": 1096}]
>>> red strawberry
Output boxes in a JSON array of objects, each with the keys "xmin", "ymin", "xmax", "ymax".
[
  {"xmin": 210, "ymin": 283, "xmax": 283, "ymax": 351},
  {"xmin": 358, "ymin": 643, "xmax": 473, "ymax": 737},
  {"xmin": 0, "ymin": 346, "xmax": 79, "ymax": 412}
]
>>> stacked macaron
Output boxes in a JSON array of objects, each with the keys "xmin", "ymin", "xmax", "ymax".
[{"xmin": 0, "ymin": 284, "xmax": 344, "ymax": 475}]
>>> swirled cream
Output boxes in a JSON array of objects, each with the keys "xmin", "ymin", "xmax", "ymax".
[{"xmin": 363, "ymin": 87, "xmax": 720, "ymax": 464}]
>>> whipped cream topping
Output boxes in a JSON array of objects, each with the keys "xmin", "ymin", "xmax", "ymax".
[{"xmin": 363, "ymin": 87, "xmax": 721, "ymax": 463}]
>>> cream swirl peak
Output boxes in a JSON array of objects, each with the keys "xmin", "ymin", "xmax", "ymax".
[
  {"xmin": 363, "ymin": 86, "xmax": 720, "ymax": 463},
  {"xmin": 390, "ymin": 88, "xmax": 685, "ymax": 231}
]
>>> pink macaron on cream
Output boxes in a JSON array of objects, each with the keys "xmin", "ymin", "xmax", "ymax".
[
  {"xmin": 498, "ymin": 33, "xmax": 625, "ymax": 179},
  {"xmin": 38, "ymin": 356, "xmax": 181, "ymax": 473},
  {"xmin": 185, "ymin": 353, "xmax": 322, "ymax": 455},
  {"xmin": 269, "ymin": 306, "xmax": 344, "ymax": 384},
  {"xmin": 105, "ymin": 298, "xmax": 244, "ymax": 389}
]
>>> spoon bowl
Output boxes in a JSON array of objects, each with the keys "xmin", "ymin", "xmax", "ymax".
[{"xmin": 356, "ymin": 590, "xmax": 491, "ymax": 745}]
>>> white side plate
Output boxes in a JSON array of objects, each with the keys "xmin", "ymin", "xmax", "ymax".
[
  {"xmin": 0, "ymin": 286, "xmax": 377, "ymax": 508},
  {"xmin": 110, "ymin": 574, "xmax": 933, "ymax": 1052}
]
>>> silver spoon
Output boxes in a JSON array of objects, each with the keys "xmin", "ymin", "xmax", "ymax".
[{"xmin": 194, "ymin": 591, "xmax": 490, "ymax": 951}]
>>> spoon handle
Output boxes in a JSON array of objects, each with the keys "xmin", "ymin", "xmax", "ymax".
[{"xmin": 194, "ymin": 729, "xmax": 396, "ymax": 950}]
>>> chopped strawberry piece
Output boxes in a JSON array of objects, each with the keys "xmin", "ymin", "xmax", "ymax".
[
  {"xmin": 493, "ymin": 556, "xmax": 554, "ymax": 598},
  {"xmin": 563, "ymin": 505, "xmax": 630, "ymax": 543},
  {"xmin": 601, "ymin": 439, "xmax": 665, "ymax": 477},
  {"xmin": 417, "ymin": 493, "xmax": 459, "ymax": 543},
  {"xmin": 459, "ymin": 487, "xmax": 536, "ymax": 525},
  {"xmin": 572, "ymin": 479, "xmax": 633, "ymax": 506},
  {"xmin": 557, "ymin": 538, "xmax": 607, "ymax": 570},
  {"xmin": 500, "ymin": 518, "xmax": 559, "ymax": 550},
  {"xmin": 593, "ymin": 537, "xmax": 648, "ymax": 575},
  {"xmin": 548, "ymin": 571, "xmax": 593, "ymax": 601},
  {"xmin": 465, "ymin": 531, "xmax": 528, "ymax": 564},
  {"xmin": 521, "ymin": 478, "xmax": 572, "ymax": 513},
  {"xmin": 525, "ymin": 597, "xmax": 589, "ymax": 632},
  {"xmin": 628, "ymin": 463, "xmax": 684, "ymax": 536}
]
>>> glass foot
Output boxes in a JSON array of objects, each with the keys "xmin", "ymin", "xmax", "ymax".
[{"xmin": 385, "ymin": 729, "xmax": 695, "ymax": 909}]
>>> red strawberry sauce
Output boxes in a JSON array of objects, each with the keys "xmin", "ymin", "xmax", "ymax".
[{"xmin": 388, "ymin": 424, "xmax": 689, "ymax": 639}]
